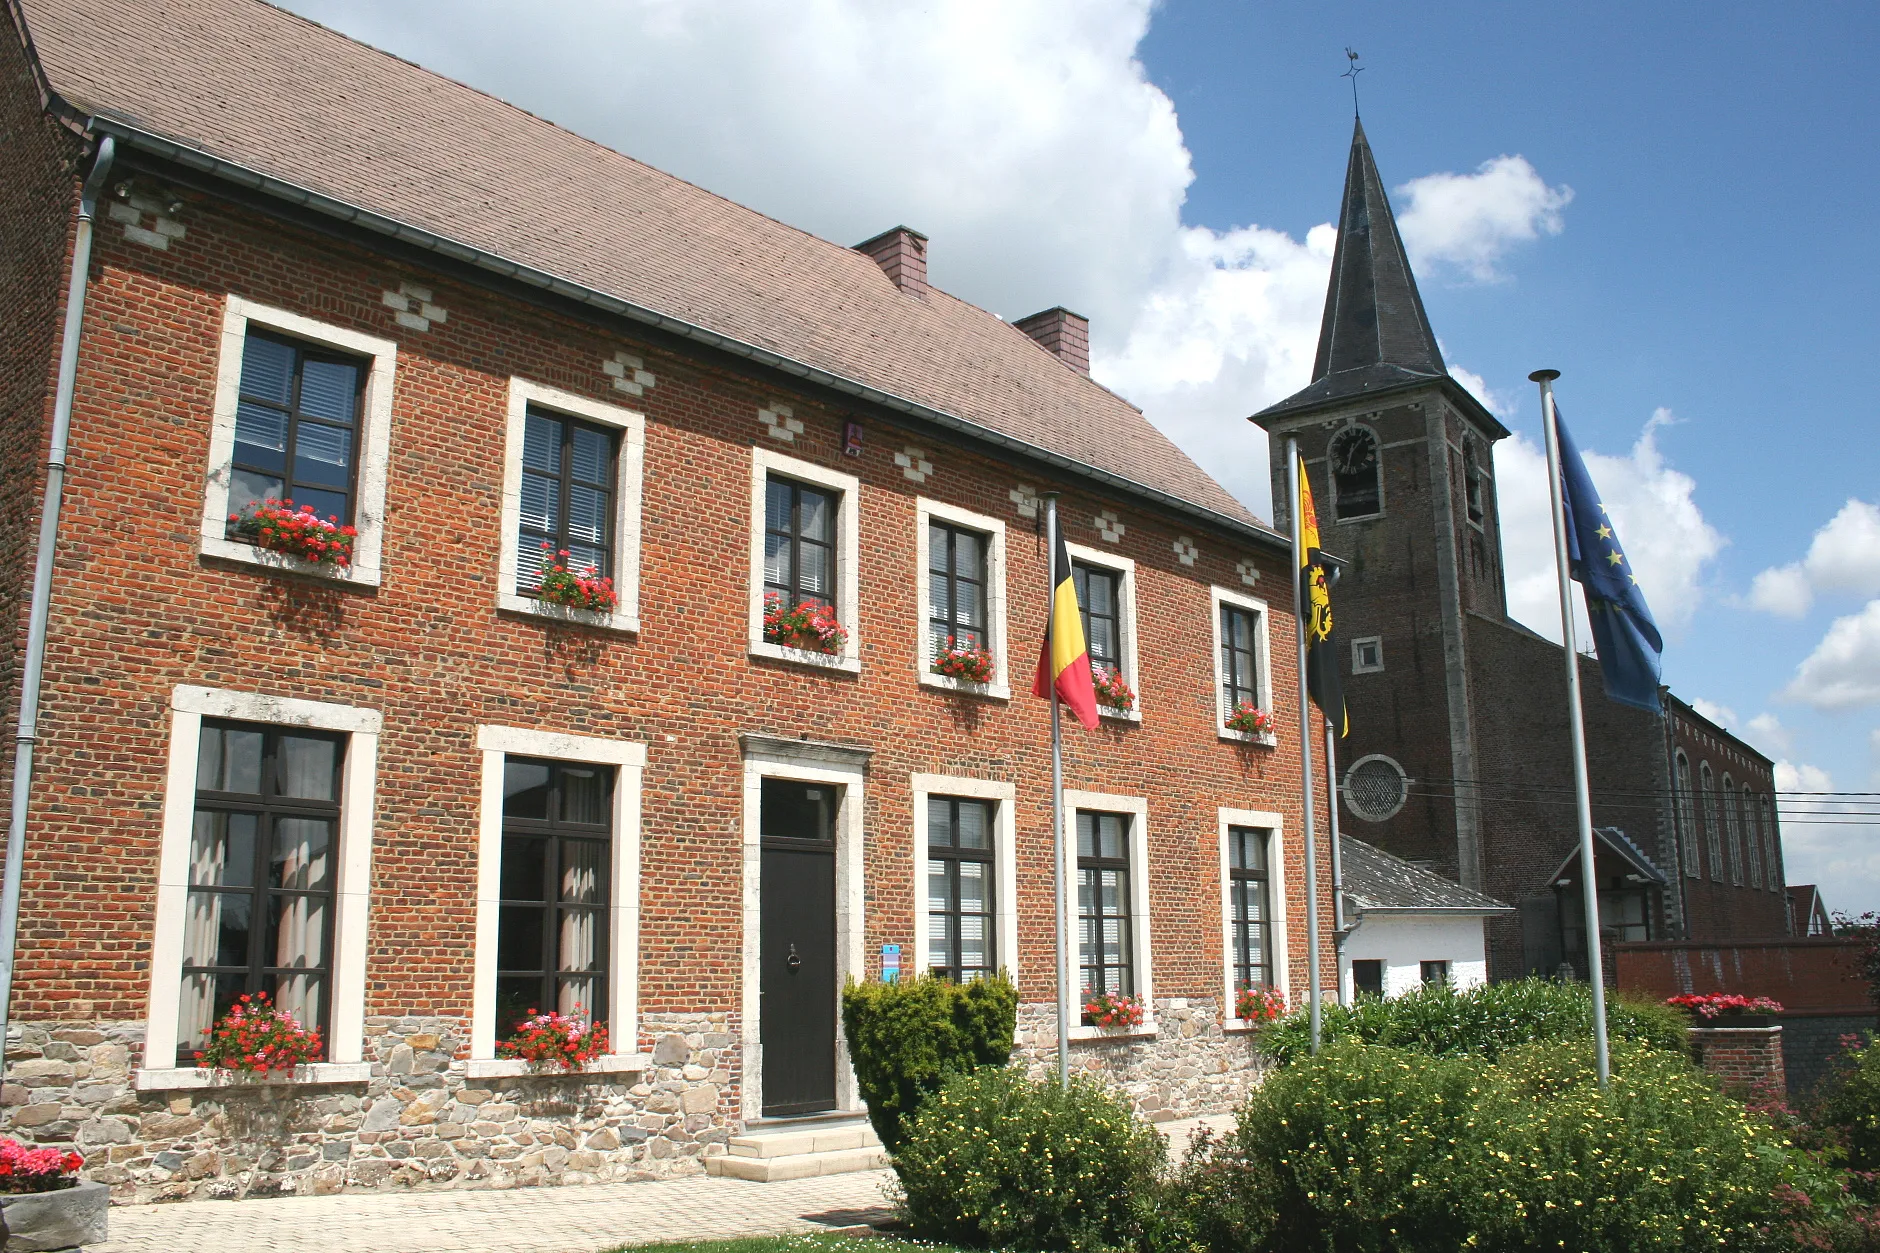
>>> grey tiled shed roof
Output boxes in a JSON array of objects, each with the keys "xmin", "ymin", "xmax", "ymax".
[{"xmin": 1341, "ymin": 837, "xmax": 1513, "ymax": 915}]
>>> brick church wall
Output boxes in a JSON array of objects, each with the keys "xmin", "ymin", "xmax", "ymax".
[{"xmin": 0, "ymin": 159, "xmax": 1330, "ymax": 1197}]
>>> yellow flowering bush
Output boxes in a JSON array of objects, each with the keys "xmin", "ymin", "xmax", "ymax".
[{"xmin": 892, "ymin": 1066, "xmax": 1167, "ymax": 1251}]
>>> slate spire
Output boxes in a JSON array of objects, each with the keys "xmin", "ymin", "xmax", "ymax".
[{"xmin": 1313, "ymin": 117, "xmax": 1445, "ymax": 383}]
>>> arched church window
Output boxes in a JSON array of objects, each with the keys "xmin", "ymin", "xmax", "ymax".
[
  {"xmin": 1744, "ymin": 784, "xmax": 1763, "ymax": 888},
  {"xmin": 1700, "ymin": 762, "xmax": 1722, "ymax": 882},
  {"xmin": 1329, "ymin": 427, "xmax": 1381, "ymax": 519},
  {"xmin": 1722, "ymin": 773, "xmax": 1744, "ymax": 885},
  {"xmin": 1674, "ymin": 752, "xmax": 1699, "ymax": 878},
  {"xmin": 1463, "ymin": 438, "xmax": 1485, "ymax": 524}
]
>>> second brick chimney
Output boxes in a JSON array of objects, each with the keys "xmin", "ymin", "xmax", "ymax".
[
  {"xmin": 1013, "ymin": 306, "xmax": 1091, "ymax": 375},
  {"xmin": 854, "ymin": 226, "xmax": 928, "ymax": 297}
]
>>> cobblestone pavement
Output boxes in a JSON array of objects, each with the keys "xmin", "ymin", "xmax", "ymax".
[{"xmin": 89, "ymin": 1116, "xmax": 1233, "ymax": 1253}]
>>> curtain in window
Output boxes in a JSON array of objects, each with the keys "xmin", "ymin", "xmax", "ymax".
[
  {"xmin": 558, "ymin": 840, "xmax": 603, "ymax": 1018},
  {"xmin": 178, "ymin": 813, "xmax": 230, "ymax": 1053}
]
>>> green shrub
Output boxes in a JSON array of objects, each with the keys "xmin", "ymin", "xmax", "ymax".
[
  {"xmin": 840, "ymin": 972, "xmax": 1016, "ymax": 1151},
  {"xmin": 1183, "ymin": 1038, "xmax": 1808, "ymax": 1253},
  {"xmin": 1256, "ymin": 976, "xmax": 1687, "ymax": 1065},
  {"xmin": 1815, "ymin": 1038, "xmax": 1880, "ymax": 1176},
  {"xmin": 892, "ymin": 1065, "xmax": 1166, "ymax": 1251}
]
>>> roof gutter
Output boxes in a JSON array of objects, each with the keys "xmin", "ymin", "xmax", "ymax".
[
  {"xmin": 88, "ymin": 116, "xmax": 1288, "ymax": 555},
  {"xmin": 0, "ymin": 134, "xmax": 115, "ymax": 1062}
]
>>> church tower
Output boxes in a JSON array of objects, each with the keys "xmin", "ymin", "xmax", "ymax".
[{"xmin": 1251, "ymin": 119, "xmax": 1512, "ymax": 892}]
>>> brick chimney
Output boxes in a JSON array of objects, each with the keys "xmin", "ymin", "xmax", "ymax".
[
  {"xmin": 1013, "ymin": 306, "xmax": 1090, "ymax": 375},
  {"xmin": 854, "ymin": 226, "xmax": 928, "ymax": 296}
]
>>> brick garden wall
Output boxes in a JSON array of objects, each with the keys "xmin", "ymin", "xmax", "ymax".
[{"xmin": 0, "ymin": 155, "xmax": 1328, "ymax": 1197}]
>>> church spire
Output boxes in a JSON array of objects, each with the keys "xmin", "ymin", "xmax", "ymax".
[{"xmin": 1313, "ymin": 117, "xmax": 1445, "ymax": 383}]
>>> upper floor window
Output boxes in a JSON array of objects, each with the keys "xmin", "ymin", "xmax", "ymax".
[
  {"xmin": 748, "ymin": 449, "xmax": 859, "ymax": 672},
  {"xmin": 1722, "ymin": 772, "xmax": 1744, "ymax": 885},
  {"xmin": 927, "ymin": 797, "xmax": 996, "ymax": 982},
  {"xmin": 1077, "ymin": 810, "xmax": 1134, "ymax": 999},
  {"xmin": 1675, "ymin": 753, "xmax": 1700, "ymax": 878},
  {"xmin": 765, "ymin": 477, "xmax": 838, "ymax": 612},
  {"xmin": 496, "ymin": 758, "xmax": 613, "ymax": 1036},
  {"xmin": 1462, "ymin": 438, "xmax": 1485, "ymax": 524},
  {"xmin": 1226, "ymin": 826, "xmax": 1272, "ymax": 994},
  {"xmin": 1220, "ymin": 604, "xmax": 1262, "ymax": 712},
  {"xmin": 1074, "ymin": 563, "xmax": 1123, "ymax": 679},
  {"xmin": 928, "ymin": 523, "xmax": 988, "ymax": 657},
  {"xmin": 1329, "ymin": 427, "xmax": 1381, "ymax": 520},
  {"xmin": 1700, "ymin": 762, "xmax": 1723, "ymax": 882},
  {"xmin": 228, "ymin": 330, "xmax": 365, "ymax": 528},
  {"xmin": 180, "ymin": 719, "xmax": 344, "ymax": 1065},
  {"xmin": 516, "ymin": 408, "xmax": 618, "ymax": 596}
]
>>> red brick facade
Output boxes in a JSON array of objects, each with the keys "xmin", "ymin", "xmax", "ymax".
[{"xmin": 0, "ymin": 33, "xmax": 1336, "ymax": 1195}]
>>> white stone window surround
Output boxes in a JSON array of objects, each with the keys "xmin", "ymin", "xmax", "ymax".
[
  {"xmin": 1060, "ymin": 789, "xmax": 1155, "ymax": 1040},
  {"xmin": 471, "ymin": 725, "xmax": 647, "ymax": 1067},
  {"xmin": 748, "ymin": 448, "xmax": 862, "ymax": 674},
  {"xmin": 140, "ymin": 686, "xmax": 381, "ymax": 1082},
  {"xmin": 198, "ymin": 296, "xmax": 397, "ymax": 588},
  {"xmin": 1351, "ymin": 635, "xmax": 1384, "ymax": 675},
  {"xmin": 739, "ymin": 737, "xmax": 869, "ymax": 1119},
  {"xmin": 1210, "ymin": 585, "xmax": 1276, "ymax": 746},
  {"xmin": 496, "ymin": 378, "xmax": 647, "ymax": 634},
  {"xmin": 1217, "ymin": 809, "xmax": 1290, "ymax": 1030},
  {"xmin": 915, "ymin": 499, "xmax": 1010, "ymax": 700},
  {"xmin": 1064, "ymin": 541, "xmax": 1141, "ymax": 723},
  {"xmin": 910, "ymin": 775, "xmax": 1019, "ymax": 982}
]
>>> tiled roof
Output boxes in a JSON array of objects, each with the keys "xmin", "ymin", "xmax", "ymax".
[
  {"xmin": 16, "ymin": 0, "xmax": 1273, "ymax": 539},
  {"xmin": 1341, "ymin": 837, "xmax": 1512, "ymax": 915}
]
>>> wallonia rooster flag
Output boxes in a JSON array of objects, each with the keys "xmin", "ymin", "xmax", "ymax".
[
  {"xmin": 1297, "ymin": 455, "xmax": 1348, "ymax": 737},
  {"xmin": 1032, "ymin": 526, "xmax": 1101, "ymax": 730}
]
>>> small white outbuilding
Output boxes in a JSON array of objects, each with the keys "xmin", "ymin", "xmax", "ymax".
[{"xmin": 1337, "ymin": 836, "xmax": 1514, "ymax": 1000}]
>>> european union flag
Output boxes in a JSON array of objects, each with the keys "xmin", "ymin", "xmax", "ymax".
[{"xmin": 1555, "ymin": 409, "xmax": 1664, "ymax": 712}]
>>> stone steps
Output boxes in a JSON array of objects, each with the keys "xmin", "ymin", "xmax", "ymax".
[{"xmin": 704, "ymin": 1115, "xmax": 888, "ymax": 1182}]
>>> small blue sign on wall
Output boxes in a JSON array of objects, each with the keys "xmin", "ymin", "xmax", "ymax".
[{"xmin": 881, "ymin": 943, "xmax": 902, "ymax": 983}]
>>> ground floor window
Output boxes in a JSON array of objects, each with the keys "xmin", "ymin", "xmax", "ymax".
[
  {"xmin": 1420, "ymin": 960, "xmax": 1451, "ymax": 987},
  {"xmin": 180, "ymin": 719, "xmax": 343, "ymax": 1063},
  {"xmin": 495, "ymin": 757, "xmax": 613, "ymax": 1034},
  {"xmin": 1077, "ymin": 810, "xmax": 1133, "ymax": 997},
  {"xmin": 1352, "ymin": 959, "xmax": 1384, "ymax": 998},
  {"xmin": 927, "ymin": 797, "xmax": 995, "ymax": 981},
  {"xmin": 1226, "ymin": 825, "xmax": 1272, "ymax": 993}
]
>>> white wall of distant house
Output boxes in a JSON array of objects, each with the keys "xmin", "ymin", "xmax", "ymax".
[{"xmin": 1339, "ymin": 915, "xmax": 1492, "ymax": 1000}]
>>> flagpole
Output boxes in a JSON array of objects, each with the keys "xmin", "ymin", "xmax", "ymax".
[
  {"xmin": 1326, "ymin": 720, "xmax": 1347, "ymax": 1006},
  {"xmin": 1043, "ymin": 493, "xmax": 1072, "ymax": 1089},
  {"xmin": 1531, "ymin": 368, "xmax": 1611, "ymax": 1090},
  {"xmin": 1286, "ymin": 439, "xmax": 1322, "ymax": 1053}
]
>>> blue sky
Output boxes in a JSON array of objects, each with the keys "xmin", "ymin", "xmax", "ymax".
[{"xmin": 287, "ymin": 0, "xmax": 1880, "ymax": 910}]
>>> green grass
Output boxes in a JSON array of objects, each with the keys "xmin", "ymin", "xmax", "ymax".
[{"xmin": 611, "ymin": 1235, "xmax": 965, "ymax": 1253}]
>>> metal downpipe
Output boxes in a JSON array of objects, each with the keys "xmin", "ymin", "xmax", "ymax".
[{"xmin": 0, "ymin": 134, "xmax": 116, "ymax": 1061}]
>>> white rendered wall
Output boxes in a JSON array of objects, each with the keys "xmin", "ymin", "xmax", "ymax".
[{"xmin": 1338, "ymin": 915, "xmax": 1491, "ymax": 1000}]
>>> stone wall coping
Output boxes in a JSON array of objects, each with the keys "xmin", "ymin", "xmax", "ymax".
[
  {"xmin": 462, "ymin": 1053, "xmax": 649, "ymax": 1079},
  {"xmin": 134, "ymin": 1062, "xmax": 374, "ymax": 1091},
  {"xmin": 1686, "ymin": 1025, "xmax": 1783, "ymax": 1037},
  {"xmin": 1068, "ymin": 1024, "xmax": 1160, "ymax": 1043}
]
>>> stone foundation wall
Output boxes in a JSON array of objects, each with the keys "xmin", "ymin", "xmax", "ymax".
[
  {"xmin": 1012, "ymin": 998, "xmax": 1266, "ymax": 1121},
  {"xmin": 2, "ymin": 1013, "xmax": 739, "ymax": 1202}
]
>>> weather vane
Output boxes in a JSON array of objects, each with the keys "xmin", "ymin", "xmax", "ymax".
[{"xmin": 1342, "ymin": 47, "xmax": 1363, "ymax": 116}]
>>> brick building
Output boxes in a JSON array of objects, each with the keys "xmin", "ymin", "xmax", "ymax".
[
  {"xmin": 1252, "ymin": 120, "xmax": 1791, "ymax": 982},
  {"xmin": 0, "ymin": 0, "xmax": 1339, "ymax": 1200}
]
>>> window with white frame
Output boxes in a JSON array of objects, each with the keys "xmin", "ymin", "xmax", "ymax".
[
  {"xmin": 1226, "ymin": 826, "xmax": 1273, "ymax": 992},
  {"xmin": 917, "ymin": 500, "xmax": 1009, "ymax": 696},
  {"xmin": 1351, "ymin": 636, "xmax": 1384, "ymax": 674},
  {"xmin": 146, "ymin": 686, "xmax": 379, "ymax": 1075},
  {"xmin": 927, "ymin": 797, "xmax": 996, "ymax": 982},
  {"xmin": 200, "ymin": 297, "xmax": 396, "ymax": 586},
  {"xmin": 497, "ymin": 379, "xmax": 645, "ymax": 632},
  {"xmin": 1211, "ymin": 587, "xmax": 1272, "ymax": 741},
  {"xmin": 1066, "ymin": 543, "xmax": 1138, "ymax": 718},
  {"xmin": 1077, "ymin": 810, "xmax": 1134, "ymax": 1000},
  {"xmin": 748, "ymin": 449, "xmax": 860, "ymax": 672},
  {"xmin": 473, "ymin": 726, "xmax": 644, "ymax": 1064}
]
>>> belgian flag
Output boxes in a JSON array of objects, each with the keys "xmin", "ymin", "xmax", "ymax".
[
  {"xmin": 1032, "ymin": 526, "xmax": 1100, "ymax": 730},
  {"xmin": 1298, "ymin": 456, "xmax": 1348, "ymax": 737}
]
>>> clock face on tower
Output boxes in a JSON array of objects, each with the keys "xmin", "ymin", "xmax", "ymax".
[{"xmin": 1331, "ymin": 428, "xmax": 1377, "ymax": 476}]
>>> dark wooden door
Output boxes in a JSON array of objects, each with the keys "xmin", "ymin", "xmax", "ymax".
[{"xmin": 759, "ymin": 780, "xmax": 839, "ymax": 1116}]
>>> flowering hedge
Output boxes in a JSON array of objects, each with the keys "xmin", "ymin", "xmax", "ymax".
[
  {"xmin": 0, "ymin": 1138, "xmax": 83, "ymax": 1194},
  {"xmin": 1224, "ymin": 701, "xmax": 1273, "ymax": 736},
  {"xmin": 931, "ymin": 641, "xmax": 995, "ymax": 683},
  {"xmin": 229, "ymin": 499, "xmax": 356, "ymax": 568},
  {"xmin": 1236, "ymin": 985, "xmax": 1287, "ymax": 1022},
  {"xmin": 1667, "ymin": 992, "xmax": 1784, "ymax": 1019},
  {"xmin": 498, "ymin": 1009, "xmax": 609, "ymax": 1071},
  {"xmin": 194, "ymin": 991, "xmax": 323, "ymax": 1073},
  {"xmin": 762, "ymin": 593, "xmax": 847, "ymax": 654},
  {"xmin": 535, "ymin": 544, "xmax": 617, "ymax": 612},
  {"xmin": 1083, "ymin": 991, "xmax": 1145, "ymax": 1029},
  {"xmin": 1093, "ymin": 666, "xmax": 1135, "ymax": 713}
]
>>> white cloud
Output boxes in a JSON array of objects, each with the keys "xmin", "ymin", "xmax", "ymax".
[
  {"xmin": 1749, "ymin": 499, "xmax": 1880, "ymax": 618},
  {"xmin": 1771, "ymin": 760, "xmax": 1880, "ymax": 912},
  {"xmin": 1783, "ymin": 599, "xmax": 1880, "ymax": 711},
  {"xmin": 1446, "ymin": 364, "xmax": 1516, "ymax": 418},
  {"xmin": 1743, "ymin": 713, "xmax": 1795, "ymax": 759},
  {"xmin": 1494, "ymin": 409, "xmax": 1724, "ymax": 643},
  {"xmin": 1396, "ymin": 156, "xmax": 1573, "ymax": 282},
  {"xmin": 1690, "ymin": 698, "xmax": 1737, "ymax": 727}
]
